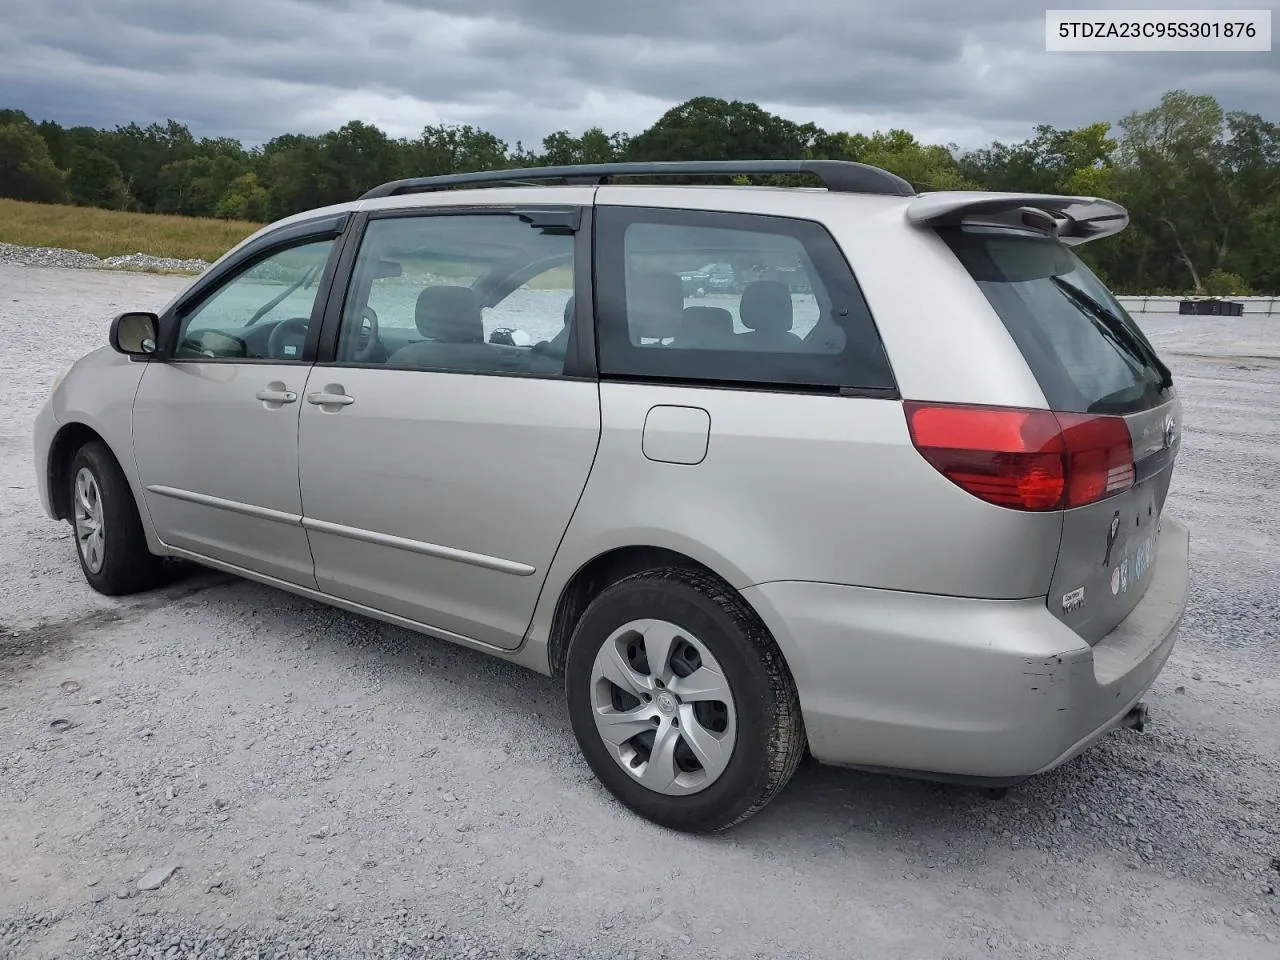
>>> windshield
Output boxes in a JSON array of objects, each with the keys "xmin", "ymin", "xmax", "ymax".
[{"xmin": 941, "ymin": 227, "xmax": 1171, "ymax": 414}]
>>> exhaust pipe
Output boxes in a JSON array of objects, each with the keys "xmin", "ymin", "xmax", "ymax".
[{"xmin": 1120, "ymin": 701, "xmax": 1148, "ymax": 733}]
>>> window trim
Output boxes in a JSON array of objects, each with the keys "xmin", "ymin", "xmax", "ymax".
[
  {"xmin": 153, "ymin": 213, "xmax": 351, "ymax": 365},
  {"xmin": 592, "ymin": 205, "xmax": 898, "ymax": 397},
  {"xmin": 311, "ymin": 205, "xmax": 597, "ymax": 382}
]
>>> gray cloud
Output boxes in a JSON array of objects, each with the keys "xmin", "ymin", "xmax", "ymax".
[{"xmin": 1, "ymin": 0, "xmax": 1275, "ymax": 150}]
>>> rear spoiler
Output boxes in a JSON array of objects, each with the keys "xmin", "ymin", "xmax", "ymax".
[{"xmin": 904, "ymin": 192, "xmax": 1128, "ymax": 246}]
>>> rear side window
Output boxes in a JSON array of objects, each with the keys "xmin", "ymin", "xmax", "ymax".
[
  {"xmin": 941, "ymin": 227, "xmax": 1171, "ymax": 414},
  {"xmin": 594, "ymin": 207, "xmax": 896, "ymax": 394}
]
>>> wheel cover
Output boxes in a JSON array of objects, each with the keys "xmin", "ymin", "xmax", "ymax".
[
  {"xmin": 589, "ymin": 618, "xmax": 738, "ymax": 796},
  {"xmin": 73, "ymin": 467, "xmax": 106, "ymax": 574}
]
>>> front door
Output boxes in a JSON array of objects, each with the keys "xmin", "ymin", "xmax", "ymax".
[
  {"xmin": 296, "ymin": 207, "xmax": 601, "ymax": 649},
  {"xmin": 133, "ymin": 235, "xmax": 339, "ymax": 585}
]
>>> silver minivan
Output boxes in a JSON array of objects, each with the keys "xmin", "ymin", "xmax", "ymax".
[{"xmin": 34, "ymin": 160, "xmax": 1190, "ymax": 831}]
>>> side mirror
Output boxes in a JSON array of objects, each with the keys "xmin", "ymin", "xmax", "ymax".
[{"xmin": 110, "ymin": 312, "xmax": 159, "ymax": 356}]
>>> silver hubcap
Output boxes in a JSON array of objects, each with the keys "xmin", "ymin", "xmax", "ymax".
[
  {"xmin": 589, "ymin": 618, "xmax": 738, "ymax": 796},
  {"xmin": 73, "ymin": 467, "xmax": 105, "ymax": 574}
]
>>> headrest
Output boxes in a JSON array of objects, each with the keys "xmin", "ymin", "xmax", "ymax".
[
  {"xmin": 415, "ymin": 286, "xmax": 484, "ymax": 342},
  {"xmin": 563, "ymin": 294, "xmax": 576, "ymax": 326},
  {"xmin": 680, "ymin": 305, "xmax": 734, "ymax": 339},
  {"xmin": 627, "ymin": 272, "xmax": 684, "ymax": 340},
  {"xmin": 739, "ymin": 281, "xmax": 794, "ymax": 335}
]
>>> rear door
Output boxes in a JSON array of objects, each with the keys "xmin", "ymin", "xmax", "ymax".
[
  {"xmin": 296, "ymin": 205, "xmax": 601, "ymax": 650},
  {"xmin": 942, "ymin": 226, "xmax": 1181, "ymax": 642}
]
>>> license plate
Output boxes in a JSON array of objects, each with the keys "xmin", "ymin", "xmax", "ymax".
[{"xmin": 1111, "ymin": 504, "xmax": 1161, "ymax": 596}]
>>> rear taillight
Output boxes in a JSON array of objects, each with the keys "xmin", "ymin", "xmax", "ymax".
[{"xmin": 904, "ymin": 402, "xmax": 1134, "ymax": 512}]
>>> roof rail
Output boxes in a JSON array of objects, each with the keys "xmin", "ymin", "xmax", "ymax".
[{"xmin": 358, "ymin": 160, "xmax": 916, "ymax": 201}]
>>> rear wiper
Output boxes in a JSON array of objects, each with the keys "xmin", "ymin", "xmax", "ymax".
[{"xmin": 1050, "ymin": 276, "xmax": 1173, "ymax": 390}]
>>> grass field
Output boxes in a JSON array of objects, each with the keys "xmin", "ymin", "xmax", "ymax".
[{"xmin": 0, "ymin": 199, "xmax": 259, "ymax": 262}]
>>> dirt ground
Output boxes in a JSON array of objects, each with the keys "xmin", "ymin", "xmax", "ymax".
[{"xmin": 1, "ymin": 263, "xmax": 1278, "ymax": 960}]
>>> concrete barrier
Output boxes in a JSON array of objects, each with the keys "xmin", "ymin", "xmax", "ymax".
[{"xmin": 1118, "ymin": 296, "xmax": 1278, "ymax": 317}]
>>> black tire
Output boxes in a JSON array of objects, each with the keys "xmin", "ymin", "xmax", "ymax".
[
  {"xmin": 564, "ymin": 566, "xmax": 805, "ymax": 832},
  {"xmin": 67, "ymin": 441, "xmax": 165, "ymax": 596}
]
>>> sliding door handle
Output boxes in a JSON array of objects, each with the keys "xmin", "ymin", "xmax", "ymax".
[{"xmin": 306, "ymin": 392, "xmax": 355, "ymax": 407}]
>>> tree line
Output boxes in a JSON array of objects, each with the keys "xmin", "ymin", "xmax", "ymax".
[{"xmin": 1, "ymin": 90, "xmax": 1276, "ymax": 295}]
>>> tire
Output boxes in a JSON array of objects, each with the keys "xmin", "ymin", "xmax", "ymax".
[
  {"xmin": 564, "ymin": 566, "xmax": 805, "ymax": 832},
  {"xmin": 68, "ymin": 441, "xmax": 165, "ymax": 596}
]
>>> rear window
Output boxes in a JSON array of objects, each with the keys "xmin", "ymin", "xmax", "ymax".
[{"xmin": 941, "ymin": 227, "xmax": 1171, "ymax": 414}]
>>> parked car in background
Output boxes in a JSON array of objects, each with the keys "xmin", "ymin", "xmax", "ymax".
[
  {"xmin": 681, "ymin": 262, "xmax": 736, "ymax": 297},
  {"xmin": 34, "ymin": 160, "xmax": 1190, "ymax": 833}
]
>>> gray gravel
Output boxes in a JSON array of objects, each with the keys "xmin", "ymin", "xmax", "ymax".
[
  {"xmin": 0, "ymin": 242, "xmax": 209, "ymax": 274},
  {"xmin": 1, "ymin": 263, "xmax": 1278, "ymax": 960}
]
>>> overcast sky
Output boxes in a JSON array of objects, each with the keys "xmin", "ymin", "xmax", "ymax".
[{"xmin": 2, "ymin": 0, "xmax": 1276, "ymax": 150}]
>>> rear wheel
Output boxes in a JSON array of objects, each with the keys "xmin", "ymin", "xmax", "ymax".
[
  {"xmin": 564, "ymin": 567, "xmax": 804, "ymax": 832},
  {"xmin": 68, "ymin": 441, "xmax": 165, "ymax": 596}
]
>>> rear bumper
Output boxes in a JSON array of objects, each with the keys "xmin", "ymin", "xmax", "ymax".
[{"xmin": 741, "ymin": 518, "xmax": 1190, "ymax": 781}]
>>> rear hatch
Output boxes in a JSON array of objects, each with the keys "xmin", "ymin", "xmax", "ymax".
[{"xmin": 940, "ymin": 225, "xmax": 1180, "ymax": 643}]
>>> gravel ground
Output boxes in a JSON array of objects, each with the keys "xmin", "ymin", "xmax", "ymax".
[
  {"xmin": 1, "ymin": 261, "xmax": 1278, "ymax": 960},
  {"xmin": 0, "ymin": 242, "xmax": 209, "ymax": 274}
]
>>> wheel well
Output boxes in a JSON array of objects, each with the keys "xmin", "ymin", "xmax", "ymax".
[
  {"xmin": 47, "ymin": 423, "xmax": 106, "ymax": 521},
  {"xmin": 546, "ymin": 546, "xmax": 731, "ymax": 680}
]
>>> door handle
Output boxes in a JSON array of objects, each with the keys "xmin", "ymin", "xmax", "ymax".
[
  {"xmin": 255, "ymin": 387, "xmax": 297, "ymax": 403},
  {"xmin": 306, "ymin": 392, "xmax": 355, "ymax": 407}
]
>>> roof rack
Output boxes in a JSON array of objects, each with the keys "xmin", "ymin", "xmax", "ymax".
[{"xmin": 358, "ymin": 160, "xmax": 916, "ymax": 201}]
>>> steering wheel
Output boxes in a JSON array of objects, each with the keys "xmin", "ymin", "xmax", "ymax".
[
  {"xmin": 267, "ymin": 316, "xmax": 311, "ymax": 360},
  {"xmin": 350, "ymin": 306, "xmax": 381, "ymax": 363}
]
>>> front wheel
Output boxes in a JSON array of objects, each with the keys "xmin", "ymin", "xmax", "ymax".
[
  {"xmin": 564, "ymin": 567, "xmax": 805, "ymax": 832},
  {"xmin": 68, "ymin": 441, "xmax": 165, "ymax": 596}
]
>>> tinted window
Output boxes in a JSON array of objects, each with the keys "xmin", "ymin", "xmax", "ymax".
[
  {"xmin": 595, "ymin": 207, "xmax": 895, "ymax": 393},
  {"xmin": 174, "ymin": 240, "xmax": 335, "ymax": 361},
  {"xmin": 941, "ymin": 227, "xmax": 1170, "ymax": 414},
  {"xmin": 334, "ymin": 214, "xmax": 575, "ymax": 376}
]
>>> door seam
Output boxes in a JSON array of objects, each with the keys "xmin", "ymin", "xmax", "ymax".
[{"xmin": 296, "ymin": 363, "xmax": 322, "ymax": 590}]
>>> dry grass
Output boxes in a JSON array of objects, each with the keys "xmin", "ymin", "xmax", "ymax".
[
  {"xmin": 527, "ymin": 265, "xmax": 573, "ymax": 289},
  {"xmin": 0, "ymin": 199, "xmax": 259, "ymax": 262}
]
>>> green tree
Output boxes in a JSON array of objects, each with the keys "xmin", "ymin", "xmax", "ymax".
[
  {"xmin": 0, "ymin": 122, "xmax": 67, "ymax": 202},
  {"xmin": 960, "ymin": 123, "xmax": 1116, "ymax": 195},
  {"xmin": 1116, "ymin": 90, "xmax": 1230, "ymax": 292},
  {"xmin": 1201, "ymin": 269, "xmax": 1253, "ymax": 296},
  {"xmin": 1245, "ymin": 198, "xmax": 1280, "ymax": 293},
  {"xmin": 156, "ymin": 154, "xmax": 250, "ymax": 217},
  {"xmin": 216, "ymin": 172, "xmax": 269, "ymax": 221},
  {"xmin": 541, "ymin": 127, "xmax": 630, "ymax": 166},
  {"xmin": 67, "ymin": 146, "xmax": 130, "ymax": 208},
  {"xmin": 401, "ymin": 123, "xmax": 511, "ymax": 178},
  {"xmin": 36, "ymin": 119, "xmax": 71, "ymax": 168},
  {"xmin": 259, "ymin": 121, "xmax": 404, "ymax": 219},
  {"xmin": 853, "ymin": 130, "xmax": 977, "ymax": 190},
  {"xmin": 0, "ymin": 108, "xmax": 35, "ymax": 128},
  {"xmin": 627, "ymin": 97, "xmax": 812, "ymax": 163},
  {"xmin": 94, "ymin": 120, "xmax": 199, "ymax": 211},
  {"xmin": 260, "ymin": 134, "xmax": 327, "ymax": 220}
]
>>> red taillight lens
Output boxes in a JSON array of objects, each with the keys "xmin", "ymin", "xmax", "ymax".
[
  {"xmin": 904, "ymin": 402, "xmax": 1134, "ymax": 512},
  {"xmin": 1056, "ymin": 412, "xmax": 1136, "ymax": 507}
]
